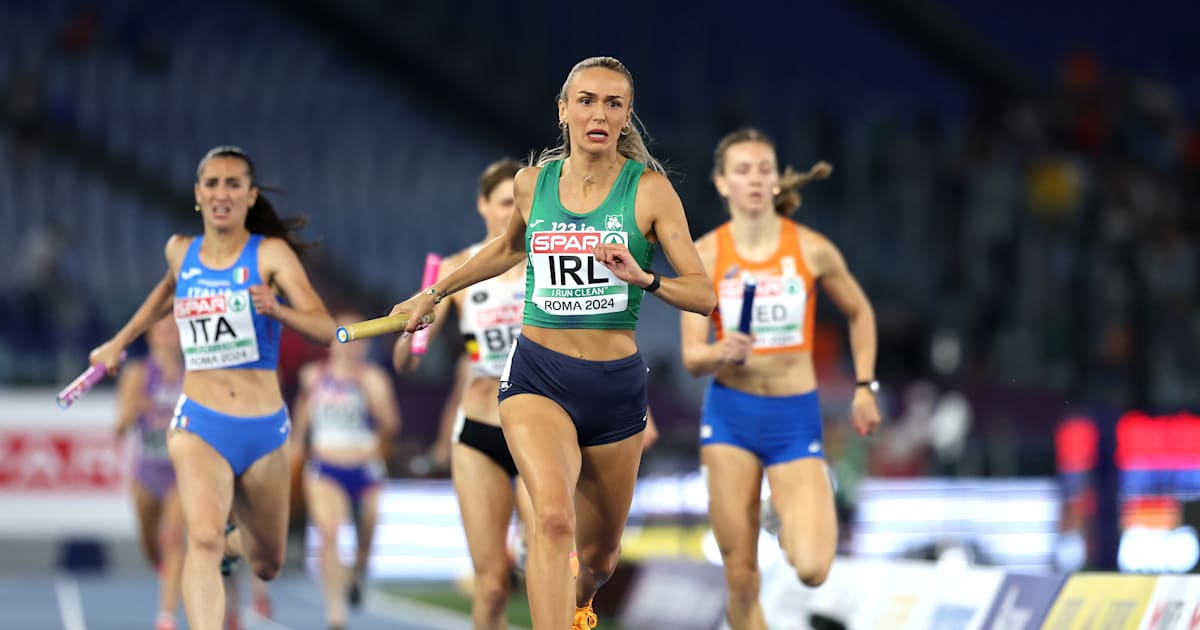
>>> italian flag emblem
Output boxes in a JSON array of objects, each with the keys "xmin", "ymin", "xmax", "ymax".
[{"xmin": 233, "ymin": 267, "xmax": 249, "ymax": 284}]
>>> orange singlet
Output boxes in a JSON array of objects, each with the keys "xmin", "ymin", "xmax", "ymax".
[{"xmin": 711, "ymin": 218, "xmax": 816, "ymax": 355}]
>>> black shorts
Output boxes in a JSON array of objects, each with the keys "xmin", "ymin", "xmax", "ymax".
[
  {"xmin": 456, "ymin": 416, "xmax": 518, "ymax": 478},
  {"xmin": 497, "ymin": 335, "xmax": 648, "ymax": 447}
]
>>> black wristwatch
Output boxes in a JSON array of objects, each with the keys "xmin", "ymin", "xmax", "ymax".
[
  {"xmin": 856, "ymin": 380, "xmax": 880, "ymax": 394},
  {"xmin": 643, "ymin": 271, "xmax": 661, "ymax": 293}
]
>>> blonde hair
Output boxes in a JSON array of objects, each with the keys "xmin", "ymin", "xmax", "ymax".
[
  {"xmin": 712, "ymin": 128, "xmax": 832, "ymax": 216},
  {"xmin": 535, "ymin": 56, "xmax": 665, "ymax": 173}
]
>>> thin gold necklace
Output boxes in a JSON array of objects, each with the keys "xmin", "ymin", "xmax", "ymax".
[{"xmin": 569, "ymin": 156, "xmax": 619, "ymax": 185}]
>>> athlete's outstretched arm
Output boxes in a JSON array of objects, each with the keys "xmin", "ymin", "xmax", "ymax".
[
  {"xmin": 91, "ymin": 236, "xmax": 188, "ymax": 374},
  {"xmin": 390, "ymin": 168, "xmax": 534, "ymax": 333}
]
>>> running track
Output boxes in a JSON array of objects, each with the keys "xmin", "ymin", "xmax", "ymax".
[{"xmin": 0, "ymin": 572, "xmax": 482, "ymax": 630}]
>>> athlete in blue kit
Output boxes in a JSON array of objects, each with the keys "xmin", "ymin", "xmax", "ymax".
[
  {"xmin": 293, "ymin": 309, "xmax": 401, "ymax": 630},
  {"xmin": 90, "ymin": 146, "xmax": 335, "ymax": 630}
]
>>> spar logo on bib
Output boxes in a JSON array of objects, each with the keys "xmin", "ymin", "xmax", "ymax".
[
  {"xmin": 529, "ymin": 230, "xmax": 630, "ymax": 315},
  {"xmin": 530, "ymin": 231, "xmax": 603, "ymax": 254},
  {"xmin": 175, "ymin": 294, "xmax": 228, "ymax": 318}
]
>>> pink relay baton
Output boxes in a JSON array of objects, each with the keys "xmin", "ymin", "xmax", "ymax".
[
  {"xmin": 411, "ymin": 253, "xmax": 442, "ymax": 356},
  {"xmin": 56, "ymin": 351, "xmax": 126, "ymax": 409}
]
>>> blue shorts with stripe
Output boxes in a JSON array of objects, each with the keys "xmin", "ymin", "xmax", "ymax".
[
  {"xmin": 170, "ymin": 395, "xmax": 290, "ymax": 476},
  {"xmin": 306, "ymin": 459, "xmax": 385, "ymax": 503},
  {"xmin": 497, "ymin": 335, "xmax": 647, "ymax": 447},
  {"xmin": 700, "ymin": 381, "xmax": 823, "ymax": 466}
]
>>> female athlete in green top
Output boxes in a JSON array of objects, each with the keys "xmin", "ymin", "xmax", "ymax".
[{"xmin": 390, "ymin": 56, "xmax": 715, "ymax": 629}]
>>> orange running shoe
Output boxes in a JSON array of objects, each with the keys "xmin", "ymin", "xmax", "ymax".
[{"xmin": 572, "ymin": 599, "xmax": 598, "ymax": 630}]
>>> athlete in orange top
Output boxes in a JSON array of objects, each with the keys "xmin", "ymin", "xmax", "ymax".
[
  {"xmin": 709, "ymin": 218, "xmax": 817, "ymax": 355},
  {"xmin": 681, "ymin": 129, "xmax": 881, "ymax": 630}
]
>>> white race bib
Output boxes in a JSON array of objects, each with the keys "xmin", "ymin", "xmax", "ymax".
[
  {"xmin": 470, "ymin": 303, "xmax": 522, "ymax": 377},
  {"xmin": 529, "ymin": 230, "xmax": 628, "ymax": 316},
  {"xmin": 717, "ymin": 275, "xmax": 807, "ymax": 349},
  {"xmin": 174, "ymin": 290, "xmax": 260, "ymax": 370}
]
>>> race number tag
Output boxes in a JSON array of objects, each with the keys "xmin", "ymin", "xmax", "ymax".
[
  {"xmin": 471, "ymin": 302, "xmax": 523, "ymax": 374},
  {"xmin": 174, "ymin": 291, "xmax": 260, "ymax": 370},
  {"xmin": 717, "ymin": 275, "xmax": 807, "ymax": 348},
  {"xmin": 310, "ymin": 390, "xmax": 368, "ymax": 432},
  {"xmin": 529, "ymin": 230, "xmax": 629, "ymax": 315}
]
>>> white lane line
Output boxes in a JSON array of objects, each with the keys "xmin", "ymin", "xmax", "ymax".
[{"xmin": 53, "ymin": 574, "xmax": 88, "ymax": 630}]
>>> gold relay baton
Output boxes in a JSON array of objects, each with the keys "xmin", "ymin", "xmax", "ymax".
[{"xmin": 335, "ymin": 313, "xmax": 434, "ymax": 343}]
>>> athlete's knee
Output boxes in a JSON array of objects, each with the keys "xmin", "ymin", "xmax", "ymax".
[
  {"xmin": 780, "ymin": 537, "xmax": 833, "ymax": 586},
  {"xmin": 251, "ymin": 556, "xmax": 283, "ymax": 581},
  {"xmin": 316, "ymin": 522, "xmax": 340, "ymax": 546},
  {"xmin": 576, "ymin": 543, "xmax": 621, "ymax": 583},
  {"xmin": 473, "ymin": 569, "xmax": 511, "ymax": 618},
  {"xmin": 723, "ymin": 563, "xmax": 761, "ymax": 606},
  {"xmin": 187, "ymin": 523, "xmax": 226, "ymax": 556},
  {"xmin": 792, "ymin": 558, "xmax": 830, "ymax": 587},
  {"xmin": 534, "ymin": 505, "xmax": 575, "ymax": 543}
]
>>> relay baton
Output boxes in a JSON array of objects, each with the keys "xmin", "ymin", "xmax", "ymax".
[
  {"xmin": 56, "ymin": 351, "xmax": 127, "ymax": 409},
  {"xmin": 738, "ymin": 276, "xmax": 757, "ymax": 334},
  {"xmin": 336, "ymin": 312, "xmax": 435, "ymax": 344},
  {"xmin": 735, "ymin": 277, "xmax": 757, "ymax": 365},
  {"xmin": 410, "ymin": 253, "xmax": 442, "ymax": 356}
]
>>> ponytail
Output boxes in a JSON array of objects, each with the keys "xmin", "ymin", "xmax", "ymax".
[
  {"xmin": 244, "ymin": 188, "xmax": 312, "ymax": 255},
  {"xmin": 773, "ymin": 162, "xmax": 833, "ymax": 216},
  {"xmin": 712, "ymin": 129, "xmax": 832, "ymax": 216}
]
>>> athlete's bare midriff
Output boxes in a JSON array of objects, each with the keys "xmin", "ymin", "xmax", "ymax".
[
  {"xmin": 521, "ymin": 325, "xmax": 638, "ymax": 362},
  {"xmin": 714, "ymin": 350, "xmax": 817, "ymax": 397},
  {"xmin": 183, "ymin": 368, "xmax": 285, "ymax": 416},
  {"xmin": 311, "ymin": 444, "xmax": 378, "ymax": 466},
  {"xmin": 462, "ymin": 376, "xmax": 503, "ymax": 426}
]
